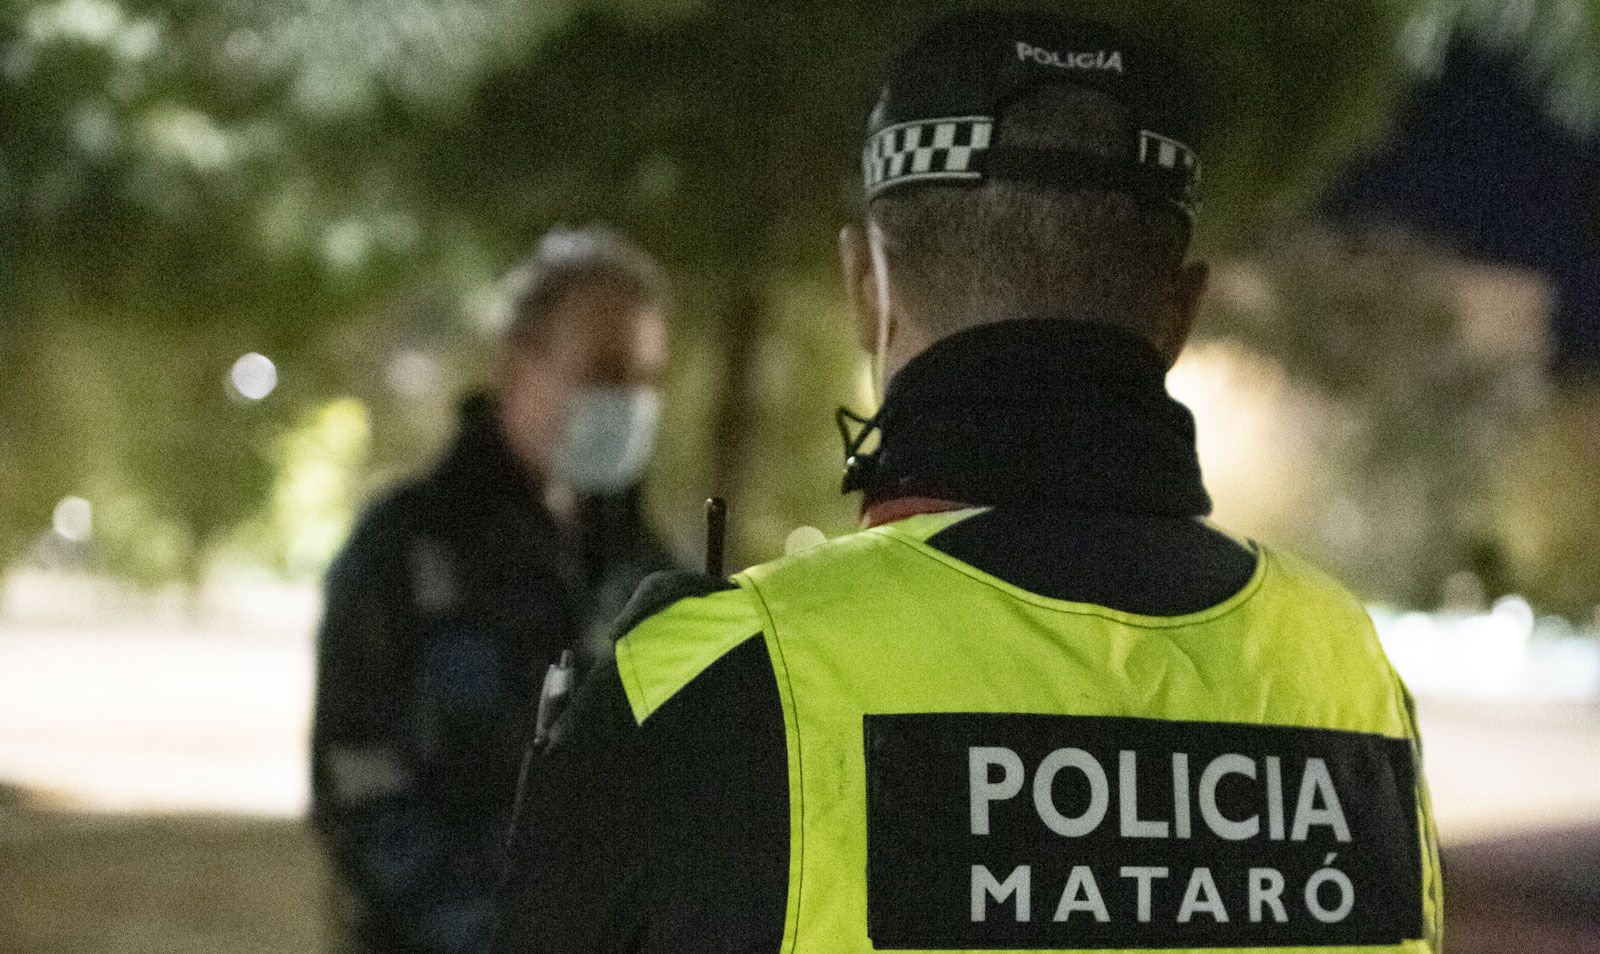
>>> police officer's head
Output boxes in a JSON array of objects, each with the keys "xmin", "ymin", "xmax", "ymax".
[
  {"xmin": 496, "ymin": 228, "xmax": 669, "ymax": 492},
  {"xmin": 841, "ymin": 12, "xmax": 1208, "ymax": 378}
]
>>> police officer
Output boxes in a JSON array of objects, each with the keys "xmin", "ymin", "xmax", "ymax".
[
  {"xmin": 311, "ymin": 228, "xmax": 675, "ymax": 954},
  {"xmin": 496, "ymin": 13, "xmax": 1442, "ymax": 954}
]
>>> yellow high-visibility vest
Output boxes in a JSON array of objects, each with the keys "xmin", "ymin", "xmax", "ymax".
[{"xmin": 616, "ymin": 510, "xmax": 1442, "ymax": 954}]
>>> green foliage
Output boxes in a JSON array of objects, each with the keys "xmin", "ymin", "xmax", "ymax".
[
  {"xmin": 220, "ymin": 398, "xmax": 372, "ymax": 578},
  {"xmin": 1495, "ymin": 385, "xmax": 1600, "ymax": 620},
  {"xmin": 3, "ymin": 0, "xmax": 1596, "ymax": 618},
  {"xmin": 0, "ymin": 316, "xmax": 288, "ymax": 582},
  {"xmin": 1414, "ymin": 0, "xmax": 1600, "ymax": 132},
  {"xmin": 0, "ymin": 0, "xmax": 563, "ymax": 574}
]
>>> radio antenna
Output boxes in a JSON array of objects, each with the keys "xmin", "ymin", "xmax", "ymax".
[{"xmin": 705, "ymin": 497, "xmax": 728, "ymax": 578}]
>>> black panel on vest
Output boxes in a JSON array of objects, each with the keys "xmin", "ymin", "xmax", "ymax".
[{"xmin": 864, "ymin": 713, "xmax": 1422, "ymax": 950}]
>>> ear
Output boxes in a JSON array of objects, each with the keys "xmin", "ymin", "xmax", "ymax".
[
  {"xmin": 839, "ymin": 222, "xmax": 881, "ymax": 353},
  {"xmin": 1156, "ymin": 259, "xmax": 1209, "ymax": 368}
]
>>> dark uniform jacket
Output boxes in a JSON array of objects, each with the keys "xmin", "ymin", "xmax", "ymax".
[
  {"xmin": 495, "ymin": 321, "xmax": 1263, "ymax": 953},
  {"xmin": 311, "ymin": 393, "xmax": 672, "ymax": 954}
]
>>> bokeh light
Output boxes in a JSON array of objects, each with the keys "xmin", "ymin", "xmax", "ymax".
[
  {"xmin": 51, "ymin": 496, "xmax": 93, "ymax": 542},
  {"xmin": 385, "ymin": 349, "xmax": 441, "ymax": 398},
  {"xmin": 784, "ymin": 525, "xmax": 828, "ymax": 555},
  {"xmin": 228, "ymin": 352, "xmax": 278, "ymax": 401}
]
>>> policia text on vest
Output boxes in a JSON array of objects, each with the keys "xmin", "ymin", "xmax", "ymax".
[{"xmin": 867, "ymin": 713, "xmax": 1421, "ymax": 949}]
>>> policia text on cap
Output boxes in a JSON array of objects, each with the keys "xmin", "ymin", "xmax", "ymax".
[{"xmin": 493, "ymin": 12, "xmax": 1443, "ymax": 954}]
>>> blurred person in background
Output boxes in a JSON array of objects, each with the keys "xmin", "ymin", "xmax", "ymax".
[
  {"xmin": 496, "ymin": 13, "xmax": 1441, "ymax": 954},
  {"xmin": 311, "ymin": 227, "xmax": 675, "ymax": 954}
]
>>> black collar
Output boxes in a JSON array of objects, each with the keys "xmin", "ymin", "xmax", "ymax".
[
  {"xmin": 434, "ymin": 392, "xmax": 542, "ymax": 497},
  {"xmin": 843, "ymin": 320, "xmax": 1211, "ymax": 517}
]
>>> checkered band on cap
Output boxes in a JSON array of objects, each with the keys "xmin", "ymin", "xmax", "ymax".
[
  {"xmin": 863, "ymin": 117, "xmax": 994, "ymax": 199},
  {"xmin": 865, "ymin": 117, "xmax": 1203, "ymax": 217},
  {"xmin": 1138, "ymin": 129, "xmax": 1202, "ymax": 212}
]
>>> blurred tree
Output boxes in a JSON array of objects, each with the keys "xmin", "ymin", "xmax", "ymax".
[
  {"xmin": 1413, "ymin": 0, "xmax": 1600, "ymax": 134},
  {"xmin": 1495, "ymin": 384, "xmax": 1600, "ymax": 620},
  {"xmin": 1203, "ymin": 229, "xmax": 1545, "ymax": 608},
  {"xmin": 0, "ymin": 0, "xmax": 569, "ymax": 575},
  {"xmin": 2, "ymin": 0, "xmax": 1594, "ymax": 607}
]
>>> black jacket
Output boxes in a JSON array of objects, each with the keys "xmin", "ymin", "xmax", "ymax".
[
  {"xmin": 494, "ymin": 322, "xmax": 1257, "ymax": 953},
  {"xmin": 311, "ymin": 394, "xmax": 673, "ymax": 954}
]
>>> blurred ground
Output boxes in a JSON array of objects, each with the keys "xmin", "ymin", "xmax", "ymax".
[
  {"xmin": 1, "ymin": 621, "xmax": 1597, "ymax": 952},
  {"xmin": 0, "ymin": 620, "xmax": 327, "ymax": 954},
  {"xmin": 1445, "ymin": 821, "xmax": 1600, "ymax": 954},
  {"xmin": 0, "ymin": 793, "xmax": 328, "ymax": 954},
  {"xmin": 0, "ymin": 626, "xmax": 310, "ymax": 815}
]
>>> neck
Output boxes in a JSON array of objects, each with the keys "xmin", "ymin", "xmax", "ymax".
[{"xmin": 848, "ymin": 319, "xmax": 1210, "ymax": 518}]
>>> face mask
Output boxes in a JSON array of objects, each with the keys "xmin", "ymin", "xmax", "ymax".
[{"xmin": 552, "ymin": 386, "xmax": 662, "ymax": 493}]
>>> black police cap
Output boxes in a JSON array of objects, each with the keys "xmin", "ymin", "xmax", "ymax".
[{"xmin": 863, "ymin": 12, "xmax": 1202, "ymax": 220}]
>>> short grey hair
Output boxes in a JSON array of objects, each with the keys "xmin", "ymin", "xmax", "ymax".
[
  {"xmin": 503, "ymin": 227, "xmax": 667, "ymax": 348},
  {"xmin": 869, "ymin": 86, "xmax": 1190, "ymax": 341}
]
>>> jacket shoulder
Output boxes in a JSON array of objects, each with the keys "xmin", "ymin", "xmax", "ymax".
[
  {"xmin": 613, "ymin": 582, "xmax": 765, "ymax": 725},
  {"xmin": 342, "ymin": 477, "xmax": 436, "ymax": 549}
]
